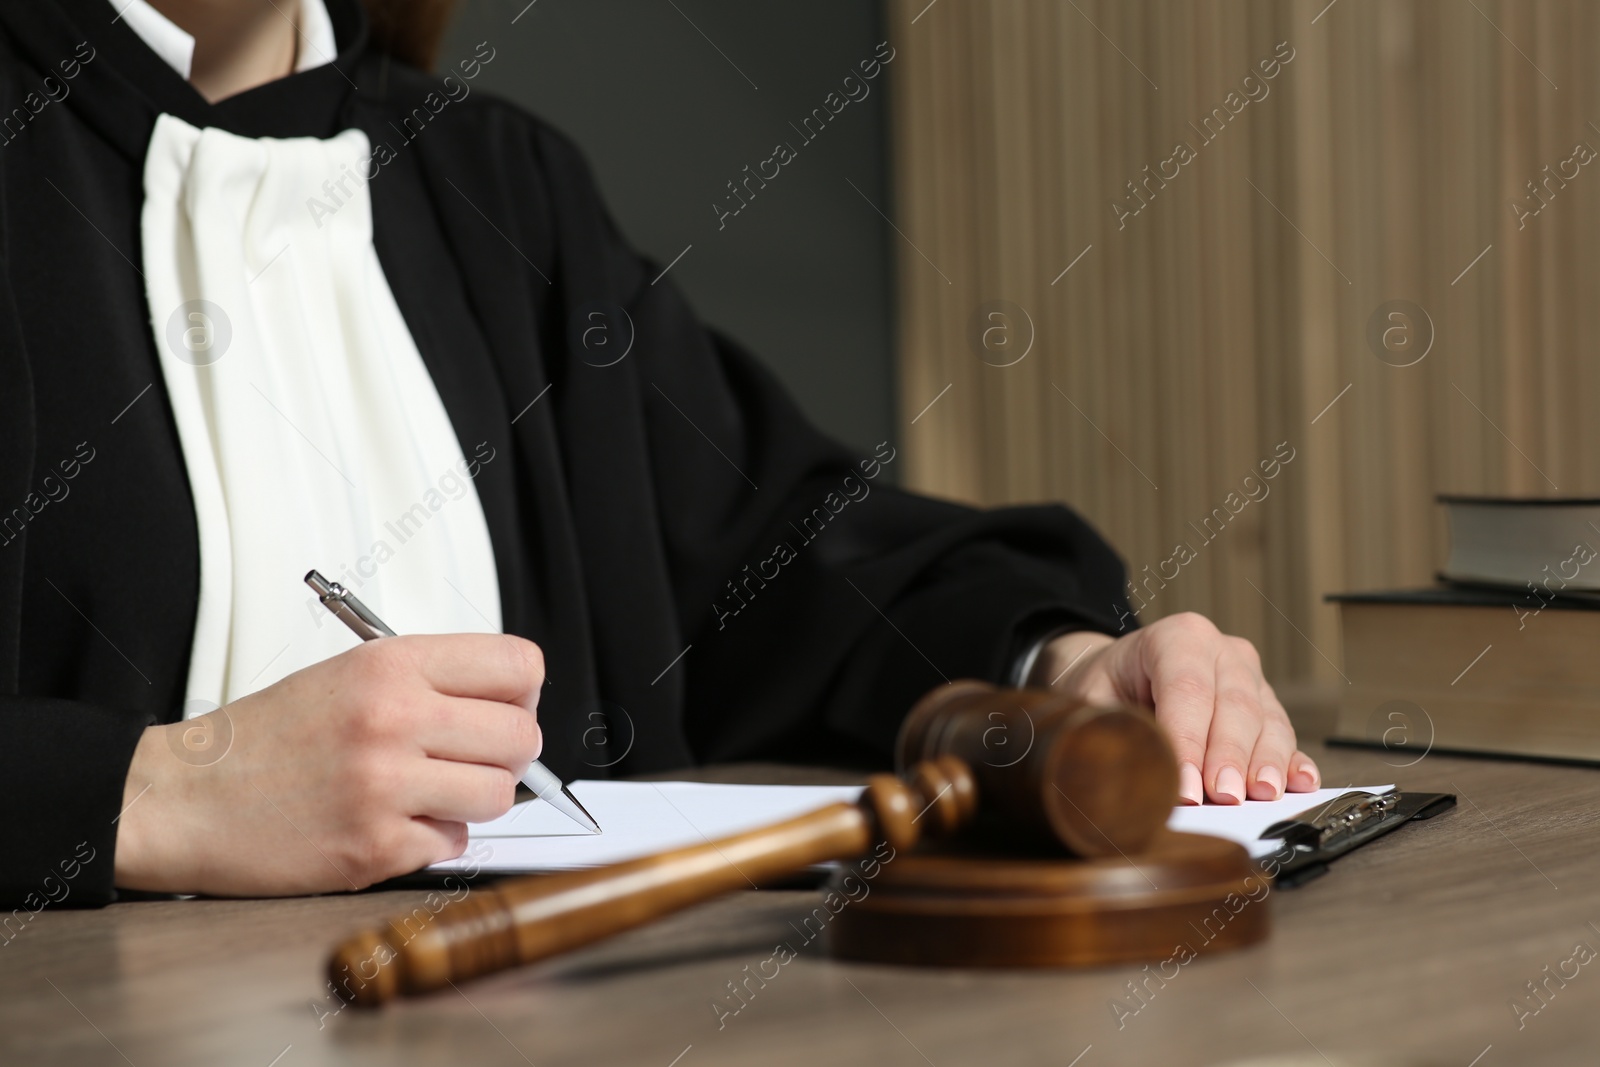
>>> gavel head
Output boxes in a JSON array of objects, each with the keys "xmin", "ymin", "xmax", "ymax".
[{"xmin": 895, "ymin": 681, "xmax": 1178, "ymax": 858}]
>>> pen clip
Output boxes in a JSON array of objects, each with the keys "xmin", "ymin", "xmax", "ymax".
[{"xmin": 304, "ymin": 569, "xmax": 395, "ymax": 641}]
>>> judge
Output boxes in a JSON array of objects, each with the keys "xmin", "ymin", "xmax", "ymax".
[{"xmin": 0, "ymin": 0, "xmax": 1320, "ymax": 907}]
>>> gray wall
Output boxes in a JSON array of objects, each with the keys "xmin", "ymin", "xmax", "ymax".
[{"xmin": 440, "ymin": 0, "xmax": 896, "ymax": 454}]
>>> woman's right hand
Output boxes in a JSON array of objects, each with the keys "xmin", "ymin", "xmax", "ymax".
[{"xmin": 112, "ymin": 633, "xmax": 546, "ymax": 897}]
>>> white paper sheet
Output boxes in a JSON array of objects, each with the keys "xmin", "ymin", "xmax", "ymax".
[
  {"xmin": 437, "ymin": 779, "xmax": 1394, "ymax": 873},
  {"xmin": 1166, "ymin": 784, "xmax": 1394, "ymax": 858},
  {"xmin": 435, "ymin": 780, "xmax": 866, "ymax": 873}
]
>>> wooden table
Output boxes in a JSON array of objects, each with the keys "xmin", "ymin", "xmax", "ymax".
[{"xmin": 7, "ymin": 741, "xmax": 1599, "ymax": 1067}]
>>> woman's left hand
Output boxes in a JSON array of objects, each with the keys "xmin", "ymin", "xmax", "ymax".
[{"xmin": 1029, "ymin": 613, "xmax": 1320, "ymax": 805}]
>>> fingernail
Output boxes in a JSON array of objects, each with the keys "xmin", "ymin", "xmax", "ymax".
[
  {"xmin": 1291, "ymin": 762, "xmax": 1320, "ymax": 791},
  {"xmin": 1215, "ymin": 766, "xmax": 1245, "ymax": 804},
  {"xmin": 1255, "ymin": 765, "xmax": 1284, "ymax": 800},
  {"xmin": 1178, "ymin": 762, "xmax": 1203, "ymax": 805}
]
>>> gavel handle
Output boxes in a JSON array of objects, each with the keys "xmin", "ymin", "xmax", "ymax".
[{"xmin": 329, "ymin": 761, "xmax": 975, "ymax": 1006}]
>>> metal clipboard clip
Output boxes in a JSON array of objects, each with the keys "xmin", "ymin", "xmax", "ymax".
[{"xmin": 1257, "ymin": 789, "xmax": 1456, "ymax": 888}]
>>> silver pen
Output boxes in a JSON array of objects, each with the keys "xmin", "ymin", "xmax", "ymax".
[{"xmin": 304, "ymin": 569, "xmax": 601, "ymax": 834}]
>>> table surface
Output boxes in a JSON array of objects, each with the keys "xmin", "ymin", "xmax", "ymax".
[{"xmin": 8, "ymin": 732, "xmax": 1600, "ymax": 1067}]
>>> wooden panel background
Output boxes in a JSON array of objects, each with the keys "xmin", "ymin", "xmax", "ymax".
[{"xmin": 884, "ymin": 0, "xmax": 1600, "ymax": 684}]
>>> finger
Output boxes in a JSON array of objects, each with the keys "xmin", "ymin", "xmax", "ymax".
[
  {"xmin": 355, "ymin": 817, "xmax": 468, "ymax": 886},
  {"xmin": 1245, "ymin": 683, "xmax": 1296, "ymax": 800},
  {"xmin": 383, "ymin": 633, "xmax": 546, "ymax": 704},
  {"xmin": 404, "ymin": 760, "xmax": 520, "ymax": 824},
  {"xmin": 1288, "ymin": 749, "xmax": 1321, "ymax": 792},
  {"xmin": 1245, "ymin": 708, "xmax": 1296, "ymax": 801},
  {"xmin": 412, "ymin": 696, "xmax": 543, "ymax": 772},
  {"xmin": 408, "ymin": 816, "xmax": 470, "ymax": 868},
  {"xmin": 1141, "ymin": 623, "xmax": 1219, "ymax": 806},
  {"xmin": 1201, "ymin": 655, "xmax": 1265, "ymax": 805}
]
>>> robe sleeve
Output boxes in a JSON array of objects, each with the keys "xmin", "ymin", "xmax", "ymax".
[
  {"xmin": 0, "ymin": 180, "xmax": 150, "ymax": 909},
  {"xmin": 531, "ymin": 125, "xmax": 1137, "ymax": 768}
]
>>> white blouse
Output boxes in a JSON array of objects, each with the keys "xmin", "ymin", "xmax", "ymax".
[
  {"xmin": 116, "ymin": 0, "xmax": 337, "ymax": 81},
  {"xmin": 122, "ymin": 2, "xmax": 504, "ymax": 712}
]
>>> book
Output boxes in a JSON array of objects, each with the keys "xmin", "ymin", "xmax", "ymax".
[
  {"xmin": 1328, "ymin": 587, "xmax": 1600, "ymax": 763},
  {"xmin": 1438, "ymin": 495, "xmax": 1600, "ymax": 592}
]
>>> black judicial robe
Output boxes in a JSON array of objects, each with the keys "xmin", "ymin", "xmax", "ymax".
[{"xmin": 0, "ymin": 0, "xmax": 1132, "ymax": 906}]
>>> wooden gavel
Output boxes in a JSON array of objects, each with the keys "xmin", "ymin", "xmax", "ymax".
[{"xmin": 327, "ymin": 681, "xmax": 1178, "ymax": 1006}]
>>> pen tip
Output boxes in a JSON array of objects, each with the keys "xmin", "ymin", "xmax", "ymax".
[{"xmin": 563, "ymin": 785, "xmax": 602, "ymax": 835}]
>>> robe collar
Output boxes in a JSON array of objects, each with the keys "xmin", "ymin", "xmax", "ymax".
[{"xmin": 1, "ymin": 0, "xmax": 372, "ymax": 161}]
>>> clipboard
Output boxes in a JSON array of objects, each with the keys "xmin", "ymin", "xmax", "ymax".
[{"xmin": 1256, "ymin": 789, "xmax": 1456, "ymax": 888}]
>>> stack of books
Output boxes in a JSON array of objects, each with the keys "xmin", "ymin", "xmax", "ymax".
[{"xmin": 1329, "ymin": 496, "xmax": 1600, "ymax": 762}]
